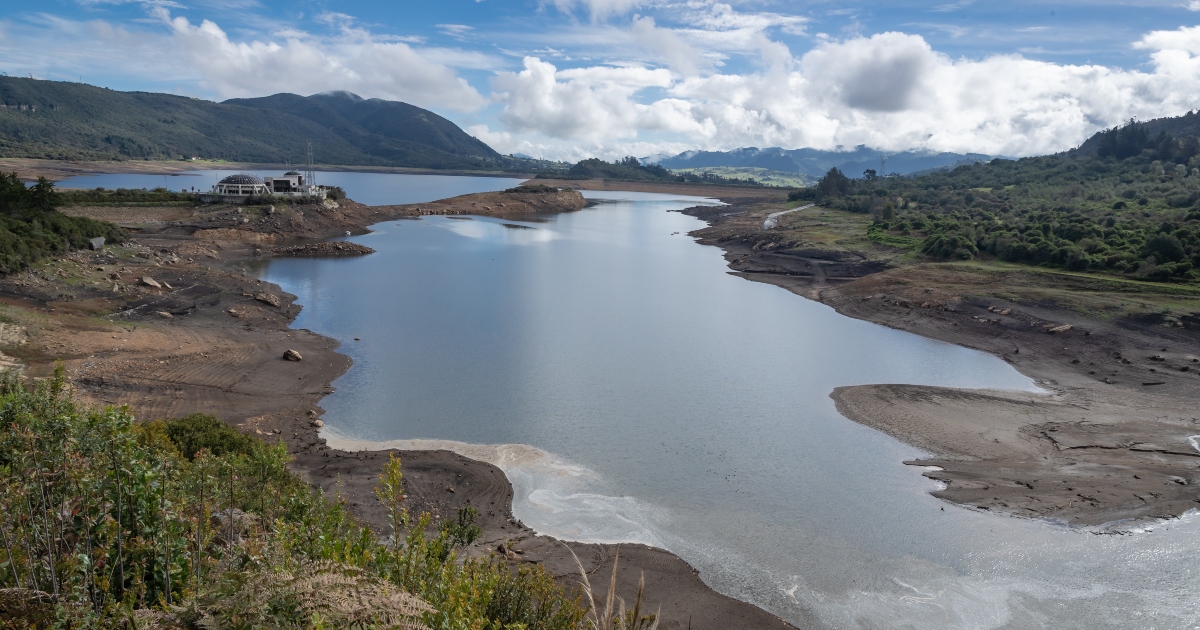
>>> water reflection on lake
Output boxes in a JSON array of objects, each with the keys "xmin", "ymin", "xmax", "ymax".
[
  {"xmin": 55, "ymin": 169, "xmax": 526, "ymax": 206},
  {"xmin": 253, "ymin": 187, "xmax": 1200, "ymax": 630}
]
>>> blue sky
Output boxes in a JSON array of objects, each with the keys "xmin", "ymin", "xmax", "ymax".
[{"xmin": 4, "ymin": 0, "xmax": 1200, "ymax": 160}]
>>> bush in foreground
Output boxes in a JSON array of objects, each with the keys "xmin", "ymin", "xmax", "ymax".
[{"xmin": 0, "ymin": 368, "xmax": 591, "ymax": 629}]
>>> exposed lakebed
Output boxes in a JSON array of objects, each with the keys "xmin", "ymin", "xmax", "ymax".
[{"xmin": 59, "ymin": 170, "xmax": 1198, "ymax": 628}]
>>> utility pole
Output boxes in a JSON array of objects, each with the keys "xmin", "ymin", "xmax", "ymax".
[{"xmin": 305, "ymin": 140, "xmax": 316, "ymax": 187}]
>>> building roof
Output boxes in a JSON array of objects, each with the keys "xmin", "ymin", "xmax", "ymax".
[{"xmin": 219, "ymin": 173, "xmax": 264, "ymax": 185}]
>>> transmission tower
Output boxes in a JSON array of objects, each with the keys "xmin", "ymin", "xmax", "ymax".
[
  {"xmin": 305, "ymin": 140, "xmax": 317, "ymax": 187},
  {"xmin": 879, "ymin": 154, "xmax": 889, "ymax": 178}
]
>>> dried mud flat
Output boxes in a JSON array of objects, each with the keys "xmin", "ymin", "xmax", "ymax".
[
  {"xmin": 682, "ymin": 195, "xmax": 1200, "ymax": 528},
  {"xmin": 1, "ymin": 185, "xmax": 798, "ymax": 630}
]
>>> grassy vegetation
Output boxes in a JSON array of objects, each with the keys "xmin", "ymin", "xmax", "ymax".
[
  {"xmin": 0, "ymin": 370, "xmax": 601, "ymax": 629},
  {"xmin": 0, "ymin": 173, "xmax": 126, "ymax": 274},
  {"xmin": 0, "ymin": 77, "xmax": 538, "ymax": 172},
  {"xmin": 55, "ymin": 187, "xmax": 197, "ymax": 207},
  {"xmin": 670, "ymin": 167, "xmax": 810, "ymax": 188},
  {"xmin": 541, "ymin": 157, "xmax": 764, "ymax": 186},
  {"xmin": 764, "ymin": 197, "xmax": 1199, "ymax": 323},
  {"xmin": 798, "ymin": 118, "xmax": 1200, "ymax": 283}
]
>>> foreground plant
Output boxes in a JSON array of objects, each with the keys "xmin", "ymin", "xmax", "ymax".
[
  {"xmin": 0, "ymin": 370, "xmax": 592, "ymax": 628},
  {"xmin": 570, "ymin": 549, "xmax": 659, "ymax": 630}
]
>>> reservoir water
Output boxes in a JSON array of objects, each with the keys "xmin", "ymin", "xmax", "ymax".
[
  {"xmin": 53, "ymin": 169, "xmax": 526, "ymax": 206},
  {"xmin": 59, "ymin": 171, "xmax": 1200, "ymax": 628}
]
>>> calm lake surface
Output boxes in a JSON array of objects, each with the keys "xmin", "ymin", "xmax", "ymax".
[
  {"xmin": 54, "ymin": 169, "xmax": 526, "ymax": 206},
  {"xmin": 63, "ymin": 170, "xmax": 1198, "ymax": 628}
]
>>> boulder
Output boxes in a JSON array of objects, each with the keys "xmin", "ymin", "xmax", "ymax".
[
  {"xmin": 88, "ymin": 237, "xmax": 106, "ymax": 250},
  {"xmin": 139, "ymin": 276, "xmax": 161, "ymax": 288},
  {"xmin": 283, "ymin": 349, "xmax": 303, "ymax": 361},
  {"xmin": 254, "ymin": 292, "xmax": 281, "ymax": 308}
]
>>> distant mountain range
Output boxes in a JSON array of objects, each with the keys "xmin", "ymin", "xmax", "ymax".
[
  {"xmin": 647, "ymin": 146, "xmax": 995, "ymax": 179},
  {"xmin": 0, "ymin": 78, "xmax": 503, "ymax": 169}
]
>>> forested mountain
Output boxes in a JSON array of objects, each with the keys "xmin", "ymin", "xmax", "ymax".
[
  {"xmin": 651, "ymin": 146, "xmax": 993, "ymax": 179},
  {"xmin": 0, "ymin": 78, "xmax": 503, "ymax": 169},
  {"xmin": 543, "ymin": 156, "xmax": 763, "ymax": 185},
  {"xmin": 225, "ymin": 91, "xmax": 499, "ymax": 165},
  {"xmin": 801, "ymin": 116, "xmax": 1200, "ymax": 282},
  {"xmin": 1078, "ymin": 111, "xmax": 1200, "ymax": 155}
]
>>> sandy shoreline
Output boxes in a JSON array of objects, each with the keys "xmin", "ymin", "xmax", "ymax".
[
  {"xmin": 1, "ymin": 181, "xmax": 799, "ymax": 630},
  {"xmin": 680, "ymin": 196, "xmax": 1200, "ymax": 528},
  {"xmin": 9, "ymin": 171, "xmax": 1196, "ymax": 625}
]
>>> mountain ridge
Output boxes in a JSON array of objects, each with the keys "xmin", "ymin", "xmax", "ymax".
[
  {"xmin": 648, "ymin": 146, "xmax": 995, "ymax": 179},
  {"xmin": 0, "ymin": 77, "xmax": 503, "ymax": 169}
]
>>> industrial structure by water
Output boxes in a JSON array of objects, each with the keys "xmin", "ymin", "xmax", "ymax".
[{"xmin": 199, "ymin": 171, "xmax": 327, "ymax": 203}]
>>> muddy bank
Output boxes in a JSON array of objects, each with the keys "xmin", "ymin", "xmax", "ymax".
[
  {"xmin": 4, "ymin": 184, "xmax": 799, "ymax": 630},
  {"xmin": 291, "ymin": 446, "xmax": 800, "ymax": 630},
  {"xmin": 832, "ymin": 385, "xmax": 1200, "ymax": 525},
  {"xmin": 375, "ymin": 187, "xmax": 588, "ymax": 218},
  {"xmin": 681, "ymin": 197, "xmax": 1200, "ymax": 527}
]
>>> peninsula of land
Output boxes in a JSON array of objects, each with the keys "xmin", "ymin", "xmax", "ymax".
[
  {"xmin": 4, "ymin": 162, "xmax": 1198, "ymax": 627},
  {"xmin": 0, "ymin": 177, "xmax": 798, "ymax": 630},
  {"xmin": 681, "ymin": 195, "xmax": 1200, "ymax": 527}
]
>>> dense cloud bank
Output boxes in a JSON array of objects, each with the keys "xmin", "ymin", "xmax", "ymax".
[
  {"xmin": 480, "ymin": 27, "xmax": 1200, "ymax": 159},
  {"xmin": 4, "ymin": 2, "xmax": 1200, "ymax": 161}
]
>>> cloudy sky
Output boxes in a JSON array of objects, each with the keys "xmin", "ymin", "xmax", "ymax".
[{"xmin": 4, "ymin": 0, "xmax": 1200, "ymax": 161}]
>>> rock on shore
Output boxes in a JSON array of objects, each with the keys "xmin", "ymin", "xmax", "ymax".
[{"xmin": 271, "ymin": 242, "xmax": 376, "ymax": 257}]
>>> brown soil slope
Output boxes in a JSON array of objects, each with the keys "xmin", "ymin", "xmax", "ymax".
[
  {"xmin": 2, "ymin": 183, "xmax": 801, "ymax": 630},
  {"xmin": 682, "ymin": 196, "xmax": 1200, "ymax": 527}
]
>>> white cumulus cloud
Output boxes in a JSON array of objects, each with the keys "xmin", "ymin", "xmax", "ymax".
[
  {"xmin": 491, "ymin": 26, "xmax": 1200, "ymax": 160},
  {"xmin": 157, "ymin": 9, "xmax": 486, "ymax": 110}
]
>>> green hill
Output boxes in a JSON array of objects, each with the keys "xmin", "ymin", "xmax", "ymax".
[
  {"xmin": 544, "ymin": 156, "xmax": 764, "ymax": 186},
  {"xmin": 804, "ymin": 113, "xmax": 1200, "ymax": 282},
  {"xmin": 1078, "ymin": 111, "xmax": 1200, "ymax": 156},
  {"xmin": 225, "ymin": 91, "xmax": 498, "ymax": 165},
  {"xmin": 0, "ymin": 77, "xmax": 504, "ymax": 169}
]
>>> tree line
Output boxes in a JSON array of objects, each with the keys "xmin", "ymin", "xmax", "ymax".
[{"xmin": 796, "ymin": 125, "xmax": 1200, "ymax": 281}]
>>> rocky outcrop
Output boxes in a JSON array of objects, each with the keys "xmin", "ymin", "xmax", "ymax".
[
  {"xmin": 271, "ymin": 242, "xmax": 376, "ymax": 257},
  {"xmin": 254, "ymin": 292, "xmax": 282, "ymax": 308},
  {"xmin": 386, "ymin": 188, "xmax": 588, "ymax": 218}
]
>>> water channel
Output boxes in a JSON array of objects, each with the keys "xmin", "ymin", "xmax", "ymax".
[{"xmin": 58, "ymin": 171, "xmax": 1200, "ymax": 629}]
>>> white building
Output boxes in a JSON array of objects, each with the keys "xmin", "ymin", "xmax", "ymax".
[
  {"xmin": 210, "ymin": 173, "xmax": 270, "ymax": 197},
  {"xmin": 200, "ymin": 171, "xmax": 327, "ymax": 203}
]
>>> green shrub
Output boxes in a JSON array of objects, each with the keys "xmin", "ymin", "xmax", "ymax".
[
  {"xmin": 0, "ymin": 173, "xmax": 127, "ymax": 273},
  {"xmin": 505, "ymin": 184, "xmax": 560, "ymax": 193},
  {"xmin": 807, "ymin": 146, "xmax": 1200, "ymax": 281},
  {"xmin": 0, "ymin": 370, "xmax": 589, "ymax": 628},
  {"xmin": 156, "ymin": 413, "xmax": 259, "ymax": 460}
]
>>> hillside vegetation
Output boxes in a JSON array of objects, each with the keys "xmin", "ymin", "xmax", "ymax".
[
  {"xmin": 0, "ymin": 371, "xmax": 594, "ymax": 628},
  {"xmin": 226, "ymin": 91, "xmax": 500, "ymax": 167},
  {"xmin": 802, "ymin": 118, "xmax": 1200, "ymax": 282},
  {"xmin": 654, "ymin": 146, "xmax": 992, "ymax": 179},
  {"xmin": 0, "ymin": 78, "xmax": 509, "ymax": 170},
  {"xmin": 0, "ymin": 173, "xmax": 126, "ymax": 273},
  {"xmin": 545, "ymin": 157, "xmax": 764, "ymax": 186}
]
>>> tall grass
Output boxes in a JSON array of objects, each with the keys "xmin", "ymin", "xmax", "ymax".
[{"xmin": 0, "ymin": 368, "xmax": 589, "ymax": 628}]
